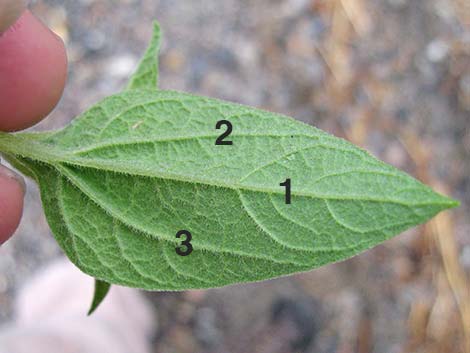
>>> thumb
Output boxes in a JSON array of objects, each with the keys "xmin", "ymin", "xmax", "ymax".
[{"xmin": 0, "ymin": 6, "xmax": 68, "ymax": 131}]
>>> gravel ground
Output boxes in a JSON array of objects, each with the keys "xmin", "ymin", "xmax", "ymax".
[{"xmin": 1, "ymin": 1, "xmax": 469, "ymax": 352}]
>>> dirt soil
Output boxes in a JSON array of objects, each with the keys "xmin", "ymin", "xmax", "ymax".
[{"xmin": 1, "ymin": 1, "xmax": 469, "ymax": 352}]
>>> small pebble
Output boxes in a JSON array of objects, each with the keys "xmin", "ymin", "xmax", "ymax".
[
  {"xmin": 194, "ymin": 307, "xmax": 222, "ymax": 347},
  {"xmin": 84, "ymin": 30, "xmax": 106, "ymax": 52},
  {"xmin": 426, "ymin": 39, "xmax": 450, "ymax": 63},
  {"xmin": 107, "ymin": 54, "xmax": 138, "ymax": 78}
]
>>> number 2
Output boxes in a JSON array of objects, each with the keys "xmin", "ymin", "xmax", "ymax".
[
  {"xmin": 280, "ymin": 178, "xmax": 291, "ymax": 204},
  {"xmin": 176, "ymin": 230, "xmax": 193, "ymax": 256},
  {"xmin": 215, "ymin": 120, "xmax": 233, "ymax": 145}
]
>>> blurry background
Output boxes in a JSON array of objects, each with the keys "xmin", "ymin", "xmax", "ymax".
[{"xmin": 0, "ymin": 0, "xmax": 469, "ymax": 352}]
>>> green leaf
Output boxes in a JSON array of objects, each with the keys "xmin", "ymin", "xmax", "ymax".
[
  {"xmin": 126, "ymin": 21, "xmax": 161, "ymax": 90},
  {"xmin": 0, "ymin": 21, "xmax": 458, "ymax": 293},
  {"xmin": 88, "ymin": 279, "xmax": 111, "ymax": 315},
  {"xmin": 0, "ymin": 89, "xmax": 458, "ymax": 290}
]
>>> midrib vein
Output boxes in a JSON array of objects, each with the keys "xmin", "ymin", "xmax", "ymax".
[
  {"xmin": 56, "ymin": 157, "xmax": 441, "ymax": 207},
  {"xmin": 6, "ymin": 137, "xmax": 446, "ymax": 207}
]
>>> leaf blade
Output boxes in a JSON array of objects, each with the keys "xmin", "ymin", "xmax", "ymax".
[
  {"xmin": 3, "ymin": 91, "xmax": 457, "ymax": 291},
  {"xmin": 0, "ymin": 20, "xmax": 458, "ymax": 294}
]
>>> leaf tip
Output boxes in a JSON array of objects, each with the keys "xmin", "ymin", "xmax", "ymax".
[
  {"xmin": 152, "ymin": 20, "xmax": 161, "ymax": 36},
  {"xmin": 125, "ymin": 19, "xmax": 162, "ymax": 91},
  {"xmin": 87, "ymin": 279, "xmax": 111, "ymax": 316},
  {"xmin": 443, "ymin": 197, "xmax": 460, "ymax": 210},
  {"xmin": 431, "ymin": 190, "xmax": 460, "ymax": 212}
]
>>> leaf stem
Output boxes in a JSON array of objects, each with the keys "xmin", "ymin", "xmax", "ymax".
[{"xmin": 0, "ymin": 131, "xmax": 59, "ymax": 164}]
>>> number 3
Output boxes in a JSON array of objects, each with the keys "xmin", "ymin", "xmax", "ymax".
[{"xmin": 175, "ymin": 230, "xmax": 193, "ymax": 256}]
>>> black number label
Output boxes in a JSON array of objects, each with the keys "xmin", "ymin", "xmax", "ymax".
[
  {"xmin": 175, "ymin": 230, "xmax": 193, "ymax": 256},
  {"xmin": 280, "ymin": 178, "xmax": 291, "ymax": 204},
  {"xmin": 215, "ymin": 120, "xmax": 233, "ymax": 145}
]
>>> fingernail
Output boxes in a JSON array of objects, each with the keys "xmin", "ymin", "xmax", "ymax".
[
  {"xmin": 0, "ymin": 0, "xmax": 27, "ymax": 34},
  {"xmin": 0, "ymin": 164, "xmax": 26, "ymax": 195}
]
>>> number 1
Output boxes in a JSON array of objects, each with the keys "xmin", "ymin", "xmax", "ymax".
[{"xmin": 280, "ymin": 178, "xmax": 291, "ymax": 204}]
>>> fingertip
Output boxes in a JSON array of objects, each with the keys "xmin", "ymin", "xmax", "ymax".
[
  {"xmin": 0, "ymin": 10, "xmax": 68, "ymax": 131},
  {"xmin": 0, "ymin": 166, "xmax": 25, "ymax": 244}
]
